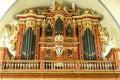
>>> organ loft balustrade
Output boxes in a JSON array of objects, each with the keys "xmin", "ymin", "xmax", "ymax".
[{"xmin": 0, "ymin": 60, "xmax": 119, "ymax": 73}]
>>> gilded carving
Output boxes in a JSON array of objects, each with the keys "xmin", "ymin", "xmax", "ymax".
[
  {"xmin": 54, "ymin": 1, "xmax": 64, "ymax": 10},
  {"xmin": 67, "ymin": 20, "xmax": 72, "ymax": 26},
  {"xmin": 41, "ymin": 19, "xmax": 47, "ymax": 28},
  {"xmin": 76, "ymin": 8, "xmax": 82, "ymax": 15},
  {"xmin": 82, "ymin": 8, "xmax": 96, "ymax": 15},
  {"xmin": 84, "ymin": 52, "xmax": 95, "ymax": 57},
  {"xmin": 50, "ymin": 0, "xmax": 68, "ymax": 12},
  {"xmin": 35, "ymin": 7, "xmax": 42, "ymax": 15},
  {"xmin": 82, "ymin": 21, "xmax": 93, "ymax": 35},
  {"xmin": 54, "ymin": 15, "xmax": 64, "ymax": 21},
  {"xmin": 72, "ymin": 19, "xmax": 77, "ymax": 27},
  {"xmin": 99, "ymin": 26, "xmax": 109, "ymax": 52},
  {"xmin": 54, "ymin": 34, "xmax": 64, "ymax": 42},
  {"xmin": 47, "ymin": 20, "xmax": 52, "ymax": 27},
  {"xmin": 55, "ymin": 45, "xmax": 64, "ymax": 56},
  {"xmin": 6, "ymin": 24, "xmax": 18, "ymax": 50},
  {"xmin": 77, "ymin": 21, "xmax": 82, "ymax": 26},
  {"xmin": 24, "ymin": 8, "xmax": 36, "ymax": 14},
  {"xmin": 25, "ymin": 20, "xmax": 36, "ymax": 34}
]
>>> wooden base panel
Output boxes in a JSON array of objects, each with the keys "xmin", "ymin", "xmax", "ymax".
[{"xmin": 0, "ymin": 73, "xmax": 120, "ymax": 79}]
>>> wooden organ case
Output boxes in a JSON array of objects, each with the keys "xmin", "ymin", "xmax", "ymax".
[{"xmin": 15, "ymin": 2, "xmax": 102, "ymax": 61}]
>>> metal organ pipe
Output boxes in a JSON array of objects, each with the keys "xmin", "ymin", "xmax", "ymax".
[
  {"xmin": 21, "ymin": 27, "xmax": 35, "ymax": 60},
  {"xmin": 83, "ymin": 28, "xmax": 96, "ymax": 60}
]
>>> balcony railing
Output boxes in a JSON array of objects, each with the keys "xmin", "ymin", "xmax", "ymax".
[{"xmin": 0, "ymin": 60, "xmax": 119, "ymax": 73}]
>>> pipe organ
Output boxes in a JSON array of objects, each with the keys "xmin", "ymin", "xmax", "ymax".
[
  {"xmin": 1, "ymin": 1, "xmax": 109, "ymax": 61},
  {"xmin": 1, "ymin": 1, "xmax": 120, "ymax": 79}
]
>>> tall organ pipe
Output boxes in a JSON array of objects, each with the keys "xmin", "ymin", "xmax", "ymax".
[
  {"xmin": 21, "ymin": 28, "xmax": 36, "ymax": 60},
  {"xmin": 82, "ymin": 28, "xmax": 96, "ymax": 60}
]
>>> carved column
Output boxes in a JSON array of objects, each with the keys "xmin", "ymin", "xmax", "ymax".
[
  {"xmin": 63, "ymin": 19, "xmax": 66, "ymax": 41},
  {"xmin": 16, "ymin": 20, "xmax": 25, "ymax": 59},
  {"xmin": 94, "ymin": 23, "xmax": 102, "ymax": 60},
  {"xmin": 77, "ymin": 21, "xmax": 83, "ymax": 60},
  {"xmin": 51, "ymin": 18, "xmax": 55, "ymax": 41},
  {"xmin": 35, "ymin": 20, "xmax": 40, "ymax": 60},
  {"xmin": 72, "ymin": 19, "xmax": 77, "ymax": 42},
  {"xmin": 41, "ymin": 19, "xmax": 46, "ymax": 42}
]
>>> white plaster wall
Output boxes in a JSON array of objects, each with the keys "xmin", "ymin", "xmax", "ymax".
[{"xmin": 101, "ymin": 0, "xmax": 120, "ymax": 27}]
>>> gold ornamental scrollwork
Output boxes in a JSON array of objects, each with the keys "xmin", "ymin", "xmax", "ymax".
[
  {"xmin": 82, "ymin": 21, "xmax": 93, "ymax": 35},
  {"xmin": 41, "ymin": 19, "xmax": 47, "ymax": 28},
  {"xmin": 25, "ymin": 20, "xmax": 36, "ymax": 33},
  {"xmin": 99, "ymin": 26, "xmax": 109, "ymax": 52},
  {"xmin": 72, "ymin": 19, "xmax": 77, "ymax": 27},
  {"xmin": 24, "ymin": 8, "xmax": 36, "ymax": 14},
  {"xmin": 6, "ymin": 24, "xmax": 18, "ymax": 50},
  {"xmin": 84, "ymin": 51, "xmax": 95, "ymax": 57}
]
